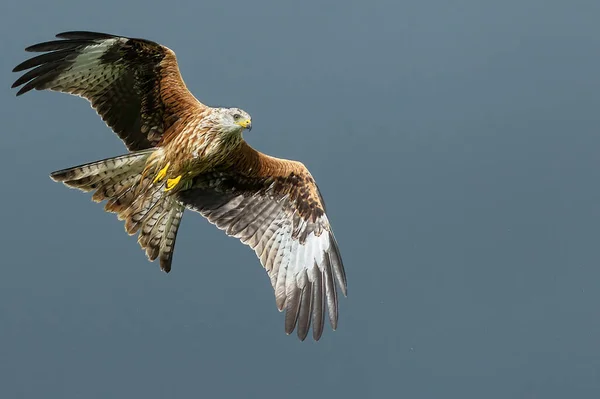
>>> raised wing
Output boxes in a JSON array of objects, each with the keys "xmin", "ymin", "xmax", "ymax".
[
  {"xmin": 177, "ymin": 143, "xmax": 347, "ymax": 341},
  {"xmin": 12, "ymin": 31, "xmax": 205, "ymax": 151}
]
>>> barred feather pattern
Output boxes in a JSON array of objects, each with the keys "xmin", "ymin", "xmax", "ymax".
[
  {"xmin": 12, "ymin": 31, "xmax": 204, "ymax": 151},
  {"xmin": 50, "ymin": 150, "xmax": 183, "ymax": 272},
  {"xmin": 178, "ymin": 173, "xmax": 347, "ymax": 341},
  {"xmin": 15, "ymin": 31, "xmax": 347, "ymax": 341}
]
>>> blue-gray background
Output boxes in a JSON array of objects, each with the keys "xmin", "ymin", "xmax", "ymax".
[{"xmin": 1, "ymin": 0, "xmax": 599, "ymax": 398}]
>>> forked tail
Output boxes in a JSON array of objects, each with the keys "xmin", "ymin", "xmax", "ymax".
[{"xmin": 50, "ymin": 150, "xmax": 184, "ymax": 272}]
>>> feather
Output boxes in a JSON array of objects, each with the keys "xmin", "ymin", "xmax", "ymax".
[
  {"xmin": 13, "ymin": 32, "xmax": 206, "ymax": 151},
  {"xmin": 323, "ymin": 254, "xmax": 338, "ymax": 330},
  {"xmin": 177, "ymin": 147, "xmax": 347, "ymax": 340},
  {"xmin": 312, "ymin": 268, "xmax": 325, "ymax": 341},
  {"xmin": 296, "ymin": 278, "xmax": 313, "ymax": 341},
  {"xmin": 15, "ymin": 32, "xmax": 346, "ymax": 341},
  {"xmin": 55, "ymin": 31, "xmax": 117, "ymax": 40}
]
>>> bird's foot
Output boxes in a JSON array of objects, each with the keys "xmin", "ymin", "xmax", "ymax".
[
  {"xmin": 153, "ymin": 162, "xmax": 170, "ymax": 183},
  {"xmin": 165, "ymin": 175, "xmax": 182, "ymax": 191}
]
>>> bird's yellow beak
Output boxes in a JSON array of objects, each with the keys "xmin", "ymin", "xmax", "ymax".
[{"xmin": 236, "ymin": 119, "xmax": 252, "ymax": 131}]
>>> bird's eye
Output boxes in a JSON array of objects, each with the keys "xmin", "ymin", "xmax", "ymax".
[{"xmin": 233, "ymin": 114, "xmax": 241, "ymax": 120}]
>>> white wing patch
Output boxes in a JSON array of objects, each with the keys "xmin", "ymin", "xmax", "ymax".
[
  {"xmin": 182, "ymin": 188, "xmax": 346, "ymax": 341},
  {"xmin": 49, "ymin": 39, "xmax": 123, "ymax": 94}
]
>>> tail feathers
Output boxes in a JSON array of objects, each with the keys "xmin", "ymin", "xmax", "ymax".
[
  {"xmin": 104, "ymin": 173, "xmax": 147, "ymax": 214},
  {"xmin": 50, "ymin": 150, "xmax": 153, "ymax": 190},
  {"xmin": 137, "ymin": 199, "xmax": 185, "ymax": 272},
  {"xmin": 50, "ymin": 149, "xmax": 185, "ymax": 273},
  {"xmin": 121, "ymin": 183, "xmax": 185, "ymax": 272},
  {"xmin": 123, "ymin": 182, "xmax": 164, "ymax": 234}
]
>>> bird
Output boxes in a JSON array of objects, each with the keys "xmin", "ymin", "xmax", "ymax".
[{"xmin": 12, "ymin": 31, "xmax": 347, "ymax": 341}]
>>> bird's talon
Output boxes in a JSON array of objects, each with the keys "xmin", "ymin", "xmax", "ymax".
[
  {"xmin": 165, "ymin": 175, "xmax": 181, "ymax": 191},
  {"xmin": 153, "ymin": 162, "xmax": 170, "ymax": 183}
]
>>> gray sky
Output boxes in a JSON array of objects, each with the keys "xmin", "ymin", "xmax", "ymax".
[{"xmin": 1, "ymin": 0, "xmax": 600, "ymax": 398}]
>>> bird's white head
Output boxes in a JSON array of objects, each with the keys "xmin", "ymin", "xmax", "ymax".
[{"xmin": 214, "ymin": 107, "xmax": 252, "ymax": 135}]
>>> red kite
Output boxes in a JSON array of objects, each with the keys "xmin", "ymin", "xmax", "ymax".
[{"xmin": 12, "ymin": 31, "xmax": 346, "ymax": 341}]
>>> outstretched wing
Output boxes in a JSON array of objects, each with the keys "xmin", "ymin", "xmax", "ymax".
[
  {"xmin": 176, "ymin": 143, "xmax": 347, "ymax": 341},
  {"xmin": 12, "ymin": 31, "xmax": 205, "ymax": 151}
]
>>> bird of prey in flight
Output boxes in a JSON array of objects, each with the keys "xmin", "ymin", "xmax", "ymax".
[{"xmin": 12, "ymin": 31, "xmax": 347, "ymax": 341}]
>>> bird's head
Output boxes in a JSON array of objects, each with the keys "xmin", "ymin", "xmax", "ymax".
[{"xmin": 215, "ymin": 107, "xmax": 252, "ymax": 135}]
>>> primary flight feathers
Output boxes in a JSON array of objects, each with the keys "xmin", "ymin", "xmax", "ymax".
[{"xmin": 12, "ymin": 31, "xmax": 347, "ymax": 341}]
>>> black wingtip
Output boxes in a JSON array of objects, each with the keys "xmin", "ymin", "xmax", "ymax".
[
  {"xmin": 55, "ymin": 31, "xmax": 117, "ymax": 40},
  {"xmin": 14, "ymin": 83, "xmax": 37, "ymax": 96},
  {"xmin": 24, "ymin": 39, "xmax": 93, "ymax": 53},
  {"xmin": 15, "ymin": 86, "xmax": 31, "ymax": 96},
  {"xmin": 24, "ymin": 43, "xmax": 45, "ymax": 52}
]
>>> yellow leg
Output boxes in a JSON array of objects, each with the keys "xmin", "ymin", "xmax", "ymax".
[
  {"xmin": 165, "ymin": 175, "xmax": 182, "ymax": 191},
  {"xmin": 153, "ymin": 162, "xmax": 170, "ymax": 183}
]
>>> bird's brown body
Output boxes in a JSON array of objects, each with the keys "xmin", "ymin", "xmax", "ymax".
[{"xmin": 12, "ymin": 31, "xmax": 346, "ymax": 341}]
